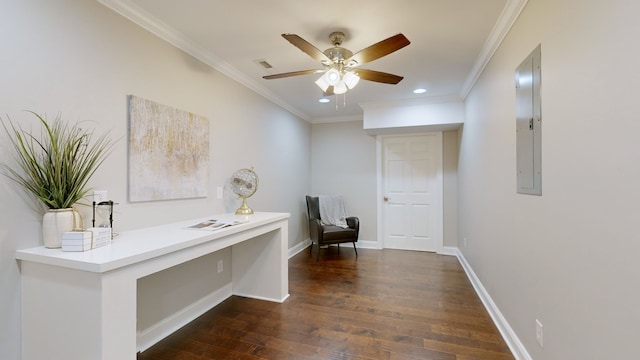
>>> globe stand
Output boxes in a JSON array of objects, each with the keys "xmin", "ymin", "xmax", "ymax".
[{"xmin": 235, "ymin": 197, "xmax": 254, "ymax": 215}]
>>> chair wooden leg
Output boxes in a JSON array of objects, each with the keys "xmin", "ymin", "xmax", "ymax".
[
  {"xmin": 309, "ymin": 241, "xmax": 313, "ymax": 254},
  {"xmin": 353, "ymin": 242, "xmax": 358, "ymax": 257}
]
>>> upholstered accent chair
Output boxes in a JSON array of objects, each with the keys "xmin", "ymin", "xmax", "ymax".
[{"xmin": 305, "ymin": 195, "xmax": 359, "ymax": 260}]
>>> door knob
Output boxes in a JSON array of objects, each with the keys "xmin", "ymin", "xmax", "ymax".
[{"xmin": 384, "ymin": 196, "xmax": 389, "ymax": 202}]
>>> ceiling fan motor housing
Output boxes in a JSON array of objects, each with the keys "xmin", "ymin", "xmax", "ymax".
[
  {"xmin": 321, "ymin": 32, "xmax": 352, "ymax": 66},
  {"xmin": 323, "ymin": 47, "xmax": 353, "ymax": 65}
]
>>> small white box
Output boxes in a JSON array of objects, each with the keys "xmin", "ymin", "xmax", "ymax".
[
  {"xmin": 61, "ymin": 228, "xmax": 112, "ymax": 252},
  {"xmin": 62, "ymin": 231, "xmax": 92, "ymax": 252}
]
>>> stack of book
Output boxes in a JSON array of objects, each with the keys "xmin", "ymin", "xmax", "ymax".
[{"xmin": 61, "ymin": 227, "xmax": 111, "ymax": 252}]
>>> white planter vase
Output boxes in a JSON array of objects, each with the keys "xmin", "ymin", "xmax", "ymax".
[{"xmin": 42, "ymin": 208, "xmax": 81, "ymax": 248}]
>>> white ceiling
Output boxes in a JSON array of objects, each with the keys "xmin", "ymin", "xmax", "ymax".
[{"xmin": 99, "ymin": 0, "xmax": 524, "ymax": 123}]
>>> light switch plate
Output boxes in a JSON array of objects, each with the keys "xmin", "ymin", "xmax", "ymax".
[{"xmin": 93, "ymin": 190, "xmax": 108, "ymax": 203}]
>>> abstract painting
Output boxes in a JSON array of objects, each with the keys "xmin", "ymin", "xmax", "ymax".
[{"xmin": 128, "ymin": 95, "xmax": 209, "ymax": 202}]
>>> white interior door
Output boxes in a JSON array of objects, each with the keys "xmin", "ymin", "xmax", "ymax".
[{"xmin": 381, "ymin": 133, "xmax": 442, "ymax": 252}]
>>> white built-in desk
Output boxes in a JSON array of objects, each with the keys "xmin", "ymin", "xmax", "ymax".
[{"xmin": 16, "ymin": 212, "xmax": 290, "ymax": 360}]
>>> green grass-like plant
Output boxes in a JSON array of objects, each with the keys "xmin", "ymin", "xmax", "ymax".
[{"xmin": 1, "ymin": 111, "xmax": 115, "ymax": 209}]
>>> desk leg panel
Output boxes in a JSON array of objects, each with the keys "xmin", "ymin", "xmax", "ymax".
[
  {"xmin": 102, "ymin": 270, "xmax": 137, "ymax": 360},
  {"xmin": 231, "ymin": 221, "xmax": 289, "ymax": 302},
  {"xmin": 21, "ymin": 262, "xmax": 136, "ymax": 360}
]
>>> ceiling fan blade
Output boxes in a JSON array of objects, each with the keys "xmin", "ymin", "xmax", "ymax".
[
  {"xmin": 282, "ymin": 34, "xmax": 332, "ymax": 63},
  {"xmin": 263, "ymin": 69, "xmax": 323, "ymax": 80},
  {"xmin": 355, "ymin": 69, "xmax": 404, "ymax": 84},
  {"xmin": 345, "ymin": 33, "xmax": 410, "ymax": 67}
]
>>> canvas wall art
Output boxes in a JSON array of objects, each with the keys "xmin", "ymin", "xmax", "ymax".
[{"xmin": 128, "ymin": 95, "xmax": 209, "ymax": 202}]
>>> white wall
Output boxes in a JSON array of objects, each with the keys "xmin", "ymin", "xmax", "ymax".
[
  {"xmin": 0, "ymin": 1, "xmax": 310, "ymax": 358},
  {"xmin": 362, "ymin": 97, "xmax": 464, "ymax": 134},
  {"xmin": 310, "ymin": 121, "xmax": 378, "ymax": 243},
  {"xmin": 311, "ymin": 120, "xmax": 459, "ymax": 249},
  {"xmin": 459, "ymin": 0, "xmax": 640, "ymax": 358}
]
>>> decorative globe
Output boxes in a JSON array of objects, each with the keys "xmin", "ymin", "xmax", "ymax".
[{"xmin": 230, "ymin": 167, "xmax": 258, "ymax": 215}]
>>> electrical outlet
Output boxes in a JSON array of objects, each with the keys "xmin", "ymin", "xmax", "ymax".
[
  {"xmin": 536, "ymin": 319, "xmax": 544, "ymax": 347},
  {"xmin": 93, "ymin": 190, "xmax": 108, "ymax": 203},
  {"xmin": 217, "ymin": 260, "xmax": 223, "ymax": 273},
  {"xmin": 217, "ymin": 186, "xmax": 223, "ymax": 199},
  {"xmin": 464, "ymin": 237, "xmax": 468, "ymax": 248}
]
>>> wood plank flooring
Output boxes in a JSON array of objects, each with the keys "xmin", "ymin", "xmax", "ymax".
[{"xmin": 137, "ymin": 247, "xmax": 514, "ymax": 359}]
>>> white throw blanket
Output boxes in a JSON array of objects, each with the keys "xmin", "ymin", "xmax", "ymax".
[{"xmin": 319, "ymin": 195, "xmax": 349, "ymax": 228}]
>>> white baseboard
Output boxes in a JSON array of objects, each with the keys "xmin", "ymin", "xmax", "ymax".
[
  {"xmin": 355, "ymin": 239, "xmax": 381, "ymax": 249},
  {"xmin": 438, "ymin": 246, "xmax": 458, "ymax": 256},
  {"xmin": 136, "ymin": 283, "xmax": 233, "ymax": 353},
  {"xmin": 296, "ymin": 240, "xmax": 456, "ymax": 254},
  {"xmin": 290, "ymin": 239, "xmax": 380, "ymax": 254},
  {"xmin": 288, "ymin": 239, "xmax": 311, "ymax": 258},
  {"xmin": 455, "ymin": 249, "xmax": 532, "ymax": 360}
]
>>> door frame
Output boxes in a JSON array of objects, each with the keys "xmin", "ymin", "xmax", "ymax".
[{"xmin": 376, "ymin": 132, "xmax": 444, "ymax": 253}]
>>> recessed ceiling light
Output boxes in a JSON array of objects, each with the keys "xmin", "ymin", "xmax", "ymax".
[
  {"xmin": 413, "ymin": 88, "xmax": 427, "ymax": 94},
  {"xmin": 318, "ymin": 98, "xmax": 330, "ymax": 103}
]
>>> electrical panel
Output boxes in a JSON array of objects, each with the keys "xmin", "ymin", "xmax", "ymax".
[{"xmin": 515, "ymin": 44, "xmax": 542, "ymax": 195}]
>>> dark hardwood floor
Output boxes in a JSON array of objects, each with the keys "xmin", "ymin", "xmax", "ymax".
[{"xmin": 138, "ymin": 247, "xmax": 514, "ymax": 359}]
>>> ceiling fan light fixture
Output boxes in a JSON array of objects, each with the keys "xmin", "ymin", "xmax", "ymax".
[
  {"xmin": 315, "ymin": 75, "xmax": 331, "ymax": 92},
  {"xmin": 325, "ymin": 68, "xmax": 341, "ymax": 85},
  {"xmin": 333, "ymin": 80, "xmax": 348, "ymax": 95},
  {"xmin": 343, "ymin": 71, "xmax": 360, "ymax": 89}
]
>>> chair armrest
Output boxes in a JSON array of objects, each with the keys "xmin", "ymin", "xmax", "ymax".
[
  {"xmin": 346, "ymin": 217, "xmax": 359, "ymax": 239},
  {"xmin": 309, "ymin": 218, "xmax": 323, "ymax": 242}
]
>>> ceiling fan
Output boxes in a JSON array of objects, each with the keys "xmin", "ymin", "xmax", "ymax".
[{"xmin": 263, "ymin": 31, "xmax": 410, "ymax": 95}]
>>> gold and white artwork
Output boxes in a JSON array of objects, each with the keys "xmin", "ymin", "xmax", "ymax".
[{"xmin": 128, "ymin": 95, "xmax": 209, "ymax": 202}]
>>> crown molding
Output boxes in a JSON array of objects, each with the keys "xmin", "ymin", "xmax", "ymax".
[
  {"xmin": 310, "ymin": 114, "xmax": 363, "ymax": 124},
  {"xmin": 98, "ymin": 0, "xmax": 527, "ymax": 122},
  {"xmin": 97, "ymin": 0, "xmax": 311, "ymax": 122},
  {"xmin": 459, "ymin": 0, "xmax": 529, "ymax": 99}
]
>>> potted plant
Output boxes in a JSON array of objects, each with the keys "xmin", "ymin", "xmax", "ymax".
[{"xmin": 0, "ymin": 111, "xmax": 115, "ymax": 248}]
